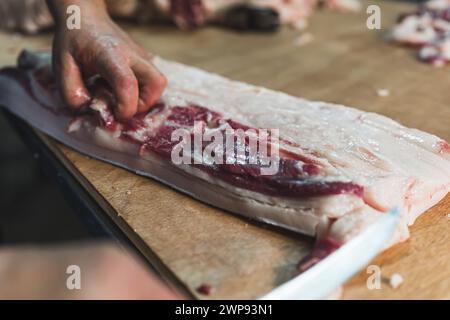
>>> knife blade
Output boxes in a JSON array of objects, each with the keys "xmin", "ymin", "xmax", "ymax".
[{"xmin": 260, "ymin": 208, "xmax": 400, "ymax": 300}]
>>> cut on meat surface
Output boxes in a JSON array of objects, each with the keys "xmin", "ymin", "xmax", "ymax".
[{"xmin": 1, "ymin": 50, "xmax": 450, "ymax": 266}]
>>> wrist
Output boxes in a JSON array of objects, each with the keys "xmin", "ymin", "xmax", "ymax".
[{"xmin": 47, "ymin": 0, "xmax": 108, "ymax": 26}]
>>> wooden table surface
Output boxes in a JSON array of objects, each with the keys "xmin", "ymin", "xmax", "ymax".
[{"xmin": 1, "ymin": 0, "xmax": 449, "ymax": 299}]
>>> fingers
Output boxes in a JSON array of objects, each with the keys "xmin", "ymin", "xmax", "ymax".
[
  {"xmin": 54, "ymin": 52, "xmax": 91, "ymax": 109},
  {"xmin": 59, "ymin": 52, "xmax": 164, "ymax": 119},
  {"xmin": 55, "ymin": 37, "xmax": 164, "ymax": 120},
  {"xmin": 131, "ymin": 58, "xmax": 167, "ymax": 114},
  {"xmin": 96, "ymin": 54, "xmax": 139, "ymax": 120}
]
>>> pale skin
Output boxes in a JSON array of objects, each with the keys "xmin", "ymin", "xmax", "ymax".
[
  {"xmin": 0, "ymin": 243, "xmax": 180, "ymax": 299},
  {"xmin": 47, "ymin": 0, "xmax": 167, "ymax": 120}
]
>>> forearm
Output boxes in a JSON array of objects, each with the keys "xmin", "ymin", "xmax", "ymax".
[{"xmin": 46, "ymin": 0, "xmax": 108, "ymax": 25}]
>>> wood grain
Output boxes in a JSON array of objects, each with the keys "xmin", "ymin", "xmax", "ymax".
[{"xmin": 0, "ymin": 0, "xmax": 449, "ymax": 299}]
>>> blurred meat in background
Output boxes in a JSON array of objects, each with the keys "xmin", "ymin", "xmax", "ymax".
[{"xmin": 0, "ymin": 0, "xmax": 361, "ymax": 34}]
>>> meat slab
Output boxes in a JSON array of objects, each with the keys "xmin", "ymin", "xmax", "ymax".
[
  {"xmin": 164, "ymin": 0, "xmax": 361, "ymax": 29},
  {"xmin": 0, "ymin": 0, "xmax": 360, "ymax": 34},
  {"xmin": 391, "ymin": 0, "xmax": 450, "ymax": 66},
  {"xmin": 1, "ymin": 50, "xmax": 449, "ymax": 268}
]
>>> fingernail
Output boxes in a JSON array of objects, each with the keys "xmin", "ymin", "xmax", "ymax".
[{"xmin": 75, "ymin": 88, "xmax": 91, "ymax": 101}]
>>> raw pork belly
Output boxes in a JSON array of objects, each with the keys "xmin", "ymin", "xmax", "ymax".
[
  {"xmin": 157, "ymin": 0, "xmax": 360, "ymax": 29},
  {"xmin": 98, "ymin": 0, "xmax": 360, "ymax": 30},
  {"xmin": 391, "ymin": 0, "xmax": 450, "ymax": 66},
  {"xmin": 1, "ymin": 51, "xmax": 450, "ymax": 256},
  {"xmin": 143, "ymin": 56, "xmax": 450, "ymax": 244}
]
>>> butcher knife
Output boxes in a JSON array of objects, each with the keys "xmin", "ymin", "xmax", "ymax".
[{"xmin": 260, "ymin": 208, "xmax": 400, "ymax": 300}]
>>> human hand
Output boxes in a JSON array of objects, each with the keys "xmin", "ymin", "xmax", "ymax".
[{"xmin": 49, "ymin": 0, "xmax": 167, "ymax": 120}]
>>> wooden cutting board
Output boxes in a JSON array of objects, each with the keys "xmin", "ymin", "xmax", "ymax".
[{"xmin": 0, "ymin": 0, "xmax": 449, "ymax": 299}]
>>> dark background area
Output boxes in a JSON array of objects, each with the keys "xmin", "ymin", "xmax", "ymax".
[{"xmin": 0, "ymin": 112, "xmax": 92, "ymax": 245}]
